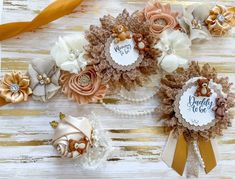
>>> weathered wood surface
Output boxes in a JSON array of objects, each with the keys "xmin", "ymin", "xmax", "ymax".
[{"xmin": 0, "ymin": 0, "xmax": 235, "ymax": 178}]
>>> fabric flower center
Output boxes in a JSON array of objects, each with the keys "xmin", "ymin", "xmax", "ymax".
[
  {"xmin": 37, "ymin": 73, "xmax": 51, "ymax": 85},
  {"xmin": 79, "ymin": 74, "xmax": 91, "ymax": 87},
  {"xmin": 154, "ymin": 18, "xmax": 167, "ymax": 26},
  {"xmin": 10, "ymin": 84, "xmax": 20, "ymax": 93},
  {"xmin": 217, "ymin": 14, "xmax": 225, "ymax": 23},
  {"xmin": 191, "ymin": 19, "xmax": 202, "ymax": 29},
  {"xmin": 69, "ymin": 49, "xmax": 81, "ymax": 61}
]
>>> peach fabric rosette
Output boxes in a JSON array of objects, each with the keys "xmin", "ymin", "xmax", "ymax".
[
  {"xmin": 205, "ymin": 5, "xmax": 233, "ymax": 36},
  {"xmin": 60, "ymin": 66, "xmax": 108, "ymax": 104},
  {"xmin": 139, "ymin": 2, "xmax": 178, "ymax": 34},
  {"xmin": 0, "ymin": 72, "xmax": 32, "ymax": 103}
]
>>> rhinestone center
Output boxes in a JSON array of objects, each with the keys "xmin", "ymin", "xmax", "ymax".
[
  {"xmin": 10, "ymin": 84, "xmax": 20, "ymax": 93},
  {"xmin": 79, "ymin": 74, "xmax": 91, "ymax": 87},
  {"xmin": 217, "ymin": 14, "xmax": 225, "ymax": 23}
]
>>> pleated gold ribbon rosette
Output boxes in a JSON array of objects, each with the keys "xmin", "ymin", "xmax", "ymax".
[{"xmin": 157, "ymin": 61, "xmax": 235, "ymax": 176}]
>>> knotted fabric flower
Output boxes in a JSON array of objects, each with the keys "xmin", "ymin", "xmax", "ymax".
[
  {"xmin": 60, "ymin": 66, "xmax": 108, "ymax": 104},
  {"xmin": 0, "ymin": 72, "xmax": 32, "ymax": 103},
  {"xmin": 28, "ymin": 58, "xmax": 60, "ymax": 102},
  {"xmin": 177, "ymin": 4, "xmax": 211, "ymax": 41},
  {"xmin": 139, "ymin": 2, "xmax": 178, "ymax": 34},
  {"xmin": 154, "ymin": 29, "xmax": 191, "ymax": 73},
  {"xmin": 52, "ymin": 115, "xmax": 92, "ymax": 158},
  {"xmin": 51, "ymin": 34, "xmax": 88, "ymax": 73},
  {"xmin": 205, "ymin": 5, "xmax": 233, "ymax": 36}
]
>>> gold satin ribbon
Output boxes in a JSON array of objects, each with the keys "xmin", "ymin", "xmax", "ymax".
[
  {"xmin": 171, "ymin": 133, "xmax": 217, "ymax": 176},
  {"xmin": 228, "ymin": 7, "xmax": 235, "ymax": 26},
  {"xmin": 172, "ymin": 133, "xmax": 188, "ymax": 176},
  {"xmin": 0, "ymin": 0, "xmax": 84, "ymax": 41},
  {"xmin": 198, "ymin": 138, "xmax": 217, "ymax": 173},
  {"xmin": 0, "ymin": 96, "xmax": 9, "ymax": 106}
]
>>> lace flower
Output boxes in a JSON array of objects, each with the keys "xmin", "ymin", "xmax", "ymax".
[
  {"xmin": 139, "ymin": 2, "xmax": 178, "ymax": 34},
  {"xmin": 205, "ymin": 5, "xmax": 233, "ymax": 36},
  {"xmin": 177, "ymin": 4, "xmax": 211, "ymax": 41},
  {"xmin": 51, "ymin": 34, "xmax": 88, "ymax": 73},
  {"xmin": 60, "ymin": 66, "xmax": 108, "ymax": 104},
  {"xmin": 0, "ymin": 72, "xmax": 32, "ymax": 103},
  {"xmin": 28, "ymin": 58, "xmax": 60, "ymax": 102},
  {"xmin": 154, "ymin": 29, "xmax": 191, "ymax": 73}
]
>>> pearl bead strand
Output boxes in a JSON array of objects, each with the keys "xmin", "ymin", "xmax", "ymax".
[
  {"xmin": 193, "ymin": 141, "xmax": 205, "ymax": 169},
  {"xmin": 100, "ymin": 100, "xmax": 155, "ymax": 116},
  {"xmin": 118, "ymin": 87, "xmax": 157, "ymax": 103}
]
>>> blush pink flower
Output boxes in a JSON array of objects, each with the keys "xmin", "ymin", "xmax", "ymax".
[{"xmin": 139, "ymin": 2, "xmax": 178, "ymax": 34}]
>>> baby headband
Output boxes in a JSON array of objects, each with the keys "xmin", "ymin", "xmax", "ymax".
[{"xmin": 0, "ymin": 1, "xmax": 235, "ymax": 176}]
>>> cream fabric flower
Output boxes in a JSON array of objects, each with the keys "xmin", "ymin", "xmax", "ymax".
[
  {"xmin": 28, "ymin": 58, "xmax": 60, "ymax": 102},
  {"xmin": 52, "ymin": 115, "xmax": 92, "ymax": 159},
  {"xmin": 177, "ymin": 4, "xmax": 211, "ymax": 41},
  {"xmin": 154, "ymin": 29, "xmax": 191, "ymax": 73},
  {"xmin": 51, "ymin": 34, "xmax": 88, "ymax": 73}
]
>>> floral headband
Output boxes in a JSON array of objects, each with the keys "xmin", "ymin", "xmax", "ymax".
[{"xmin": 0, "ymin": 1, "xmax": 235, "ymax": 177}]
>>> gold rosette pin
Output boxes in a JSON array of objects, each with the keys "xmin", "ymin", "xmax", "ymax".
[{"xmin": 157, "ymin": 62, "xmax": 235, "ymax": 176}]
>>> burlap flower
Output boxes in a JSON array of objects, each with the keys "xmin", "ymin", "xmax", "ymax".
[
  {"xmin": 139, "ymin": 2, "xmax": 178, "ymax": 34},
  {"xmin": 157, "ymin": 61, "xmax": 235, "ymax": 141},
  {"xmin": 0, "ymin": 72, "xmax": 32, "ymax": 103},
  {"xmin": 205, "ymin": 5, "xmax": 233, "ymax": 36},
  {"xmin": 177, "ymin": 4, "xmax": 211, "ymax": 41},
  {"xmin": 154, "ymin": 29, "xmax": 191, "ymax": 73},
  {"xmin": 51, "ymin": 34, "xmax": 88, "ymax": 73},
  {"xmin": 85, "ymin": 9, "xmax": 161, "ymax": 91},
  {"xmin": 28, "ymin": 58, "xmax": 60, "ymax": 102},
  {"xmin": 60, "ymin": 66, "xmax": 108, "ymax": 104}
]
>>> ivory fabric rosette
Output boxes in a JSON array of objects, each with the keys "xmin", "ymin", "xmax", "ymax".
[
  {"xmin": 177, "ymin": 4, "xmax": 211, "ymax": 41},
  {"xmin": 51, "ymin": 34, "xmax": 88, "ymax": 73},
  {"xmin": 51, "ymin": 113, "xmax": 112, "ymax": 169},
  {"xmin": 28, "ymin": 58, "xmax": 60, "ymax": 102},
  {"xmin": 154, "ymin": 29, "xmax": 191, "ymax": 73}
]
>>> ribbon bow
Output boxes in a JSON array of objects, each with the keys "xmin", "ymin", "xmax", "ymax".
[{"xmin": 162, "ymin": 131, "xmax": 218, "ymax": 176}]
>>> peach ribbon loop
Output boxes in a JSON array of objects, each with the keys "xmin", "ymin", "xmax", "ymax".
[{"xmin": 0, "ymin": 0, "xmax": 84, "ymax": 41}]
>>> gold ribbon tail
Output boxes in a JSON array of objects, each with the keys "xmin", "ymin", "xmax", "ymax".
[
  {"xmin": 228, "ymin": 7, "xmax": 235, "ymax": 26},
  {"xmin": 0, "ymin": 97, "xmax": 9, "ymax": 107},
  {"xmin": 198, "ymin": 138, "xmax": 217, "ymax": 173},
  {"xmin": 162, "ymin": 131, "xmax": 188, "ymax": 176},
  {"xmin": 0, "ymin": 0, "xmax": 84, "ymax": 41}
]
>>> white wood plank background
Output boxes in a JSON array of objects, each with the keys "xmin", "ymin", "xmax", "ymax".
[{"xmin": 0, "ymin": 0, "xmax": 235, "ymax": 178}]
